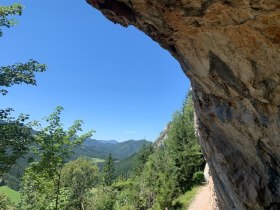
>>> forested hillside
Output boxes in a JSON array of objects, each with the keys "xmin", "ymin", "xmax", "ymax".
[
  {"xmin": 74, "ymin": 139, "xmax": 151, "ymax": 160},
  {"xmin": 2, "ymin": 139, "xmax": 151, "ymax": 191},
  {"xmin": 109, "ymin": 93, "xmax": 205, "ymax": 210},
  {"xmin": 1, "ymin": 91, "xmax": 205, "ymax": 210}
]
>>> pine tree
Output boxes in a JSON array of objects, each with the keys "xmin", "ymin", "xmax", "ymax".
[
  {"xmin": 165, "ymin": 93, "xmax": 204, "ymax": 192},
  {"xmin": 103, "ymin": 153, "xmax": 115, "ymax": 186},
  {"xmin": 133, "ymin": 144, "xmax": 154, "ymax": 176}
]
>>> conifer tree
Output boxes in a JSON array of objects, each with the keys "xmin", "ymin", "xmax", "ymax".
[
  {"xmin": 103, "ymin": 153, "xmax": 115, "ymax": 186},
  {"xmin": 165, "ymin": 93, "xmax": 204, "ymax": 192}
]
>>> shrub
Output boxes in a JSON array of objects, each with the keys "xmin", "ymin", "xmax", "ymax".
[{"xmin": 192, "ymin": 171, "xmax": 205, "ymax": 185}]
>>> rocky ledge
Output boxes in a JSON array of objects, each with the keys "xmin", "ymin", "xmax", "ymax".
[{"xmin": 86, "ymin": 0, "xmax": 280, "ymax": 209}]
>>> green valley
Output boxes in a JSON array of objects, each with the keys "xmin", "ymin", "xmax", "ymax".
[
  {"xmin": 0, "ymin": 186, "xmax": 20, "ymax": 203},
  {"xmin": 2, "ymin": 139, "xmax": 152, "ymax": 191}
]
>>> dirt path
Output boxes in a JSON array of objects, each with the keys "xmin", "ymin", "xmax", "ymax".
[{"xmin": 188, "ymin": 177, "xmax": 217, "ymax": 210}]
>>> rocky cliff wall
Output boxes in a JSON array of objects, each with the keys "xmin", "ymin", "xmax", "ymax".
[{"xmin": 86, "ymin": 1, "xmax": 280, "ymax": 209}]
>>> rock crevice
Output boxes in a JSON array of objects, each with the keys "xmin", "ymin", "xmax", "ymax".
[{"xmin": 86, "ymin": 0, "xmax": 280, "ymax": 209}]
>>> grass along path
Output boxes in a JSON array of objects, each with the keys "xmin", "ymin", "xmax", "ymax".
[
  {"xmin": 172, "ymin": 186, "xmax": 201, "ymax": 209},
  {"xmin": 0, "ymin": 186, "xmax": 20, "ymax": 203}
]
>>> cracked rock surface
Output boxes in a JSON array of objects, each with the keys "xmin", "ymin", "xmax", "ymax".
[{"xmin": 86, "ymin": 0, "xmax": 280, "ymax": 209}]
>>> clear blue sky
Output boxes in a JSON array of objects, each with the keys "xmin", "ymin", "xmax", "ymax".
[{"xmin": 1, "ymin": 1, "xmax": 190, "ymax": 142}]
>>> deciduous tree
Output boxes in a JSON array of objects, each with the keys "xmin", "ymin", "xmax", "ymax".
[
  {"xmin": 61, "ymin": 157, "xmax": 99, "ymax": 210},
  {"xmin": 20, "ymin": 107, "xmax": 93, "ymax": 210},
  {"xmin": 0, "ymin": 3, "xmax": 46, "ymax": 175}
]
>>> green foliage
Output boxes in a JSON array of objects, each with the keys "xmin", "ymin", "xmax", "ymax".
[
  {"xmin": 0, "ymin": 3, "xmax": 46, "ymax": 96},
  {"xmin": 0, "ymin": 60, "xmax": 46, "ymax": 96},
  {"xmin": 165, "ymin": 94, "xmax": 204, "ymax": 192},
  {"xmin": 112, "ymin": 179, "xmax": 134, "ymax": 209},
  {"xmin": 192, "ymin": 171, "xmax": 205, "ymax": 185},
  {"xmin": 113, "ymin": 92, "xmax": 204, "ymax": 210},
  {"xmin": 31, "ymin": 106, "xmax": 93, "ymax": 178},
  {"xmin": 19, "ymin": 167, "xmax": 59, "ymax": 210},
  {"xmin": 114, "ymin": 154, "xmax": 136, "ymax": 180},
  {"xmin": 113, "ymin": 145, "xmax": 156, "ymax": 209},
  {"xmin": 0, "ymin": 186, "xmax": 20, "ymax": 203},
  {"xmin": 2, "ymin": 90, "xmax": 202, "ymax": 210},
  {"xmin": 2, "ymin": 156, "xmax": 30, "ymax": 191},
  {"xmin": 0, "ymin": 192, "xmax": 15, "ymax": 210},
  {"xmin": 19, "ymin": 168, "xmax": 71, "ymax": 210},
  {"xmin": 132, "ymin": 144, "xmax": 154, "ymax": 176},
  {"xmin": 112, "ymin": 178, "xmax": 133, "ymax": 192},
  {"xmin": 172, "ymin": 186, "xmax": 201, "ymax": 209},
  {"xmin": 19, "ymin": 107, "xmax": 93, "ymax": 210},
  {"xmin": 0, "ymin": 3, "xmax": 46, "ymax": 176},
  {"xmin": 0, "ymin": 3, "xmax": 23, "ymax": 37},
  {"xmin": 2, "ymin": 140, "xmax": 149, "ymax": 191},
  {"xmin": 113, "ymin": 148, "xmax": 178, "ymax": 210},
  {"xmin": 74, "ymin": 139, "xmax": 152, "ymax": 160},
  {"xmin": 139, "ymin": 148, "xmax": 179, "ymax": 209},
  {"xmin": 91, "ymin": 157, "xmax": 105, "ymax": 163},
  {"xmin": 86, "ymin": 186, "xmax": 116, "ymax": 210},
  {"xmin": 103, "ymin": 153, "xmax": 115, "ymax": 186},
  {"xmin": 61, "ymin": 157, "xmax": 99, "ymax": 209}
]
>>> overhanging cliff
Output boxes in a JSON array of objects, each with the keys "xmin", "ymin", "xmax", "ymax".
[{"xmin": 86, "ymin": 1, "xmax": 280, "ymax": 209}]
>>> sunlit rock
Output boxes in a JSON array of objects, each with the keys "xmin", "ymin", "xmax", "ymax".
[{"xmin": 86, "ymin": 1, "xmax": 280, "ymax": 209}]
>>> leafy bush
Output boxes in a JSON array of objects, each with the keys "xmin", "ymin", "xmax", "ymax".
[
  {"xmin": 192, "ymin": 171, "xmax": 205, "ymax": 185},
  {"xmin": 0, "ymin": 193, "xmax": 15, "ymax": 210},
  {"xmin": 86, "ymin": 186, "xmax": 116, "ymax": 210}
]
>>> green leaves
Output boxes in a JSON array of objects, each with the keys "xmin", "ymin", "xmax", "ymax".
[
  {"xmin": 32, "ymin": 106, "xmax": 94, "ymax": 178},
  {"xmin": 0, "ymin": 60, "xmax": 46, "ymax": 95},
  {"xmin": 61, "ymin": 157, "xmax": 99, "ymax": 209},
  {"xmin": 114, "ymin": 92, "xmax": 204, "ymax": 209},
  {"xmin": 20, "ymin": 107, "xmax": 94, "ymax": 210},
  {"xmin": 0, "ymin": 4, "xmax": 46, "ymax": 176},
  {"xmin": 86, "ymin": 186, "xmax": 116, "ymax": 210},
  {"xmin": 0, "ymin": 192, "xmax": 14, "ymax": 210},
  {"xmin": 0, "ymin": 3, "xmax": 23, "ymax": 37},
  {"xmin": 0, "ymin": 4, "xmax": 46, "ymax": 96}
]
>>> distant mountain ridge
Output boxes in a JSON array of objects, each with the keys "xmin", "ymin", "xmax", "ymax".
[
  {"xmin": 74, "ymin": 139, "xmax": 152, "ymax": 160},
  {"xmin": 88, "ymin": 140, "xmax": 118, "ymax": 144}
]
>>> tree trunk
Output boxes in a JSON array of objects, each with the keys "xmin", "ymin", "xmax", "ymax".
[{"xmin": 54, "ymin": 169, "xmax": 62, "ymax": 210}]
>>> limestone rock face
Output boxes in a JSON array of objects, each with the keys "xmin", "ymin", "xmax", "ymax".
[{"xmin": 86, "ymin": 0, "xmax": 280, "ymax": 209}]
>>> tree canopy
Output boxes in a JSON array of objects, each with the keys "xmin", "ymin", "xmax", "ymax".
[
  {"xmin": 20, "ymin": 107, "xmax": 93, "ymax": 210},
  {"xmin": 0, "ymin": 3, "xmax": 46, "ymax": 176}
]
